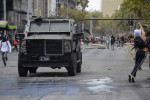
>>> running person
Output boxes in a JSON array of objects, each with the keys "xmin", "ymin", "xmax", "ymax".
[
  {"xmin": 126, "ymin": 22, "xmax": 148, "ymax": 83},
  {"xmin": 0, "ymin": 37, "xmax": 11, "ymax": 66}
]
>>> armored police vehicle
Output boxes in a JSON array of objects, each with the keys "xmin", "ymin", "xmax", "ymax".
[{"xmin": 16, "ymin": 17, "xmax": 83, "ymax": 77}]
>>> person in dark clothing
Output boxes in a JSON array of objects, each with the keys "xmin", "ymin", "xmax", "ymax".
[
  {"xmin": 126, "ymin": 22, "xmax": 148, "ymax": 83},
  {"xmin": 146, "ymin": 31, "xmax": 150, "ymax": 68},
  {"xmin": 111, "ymin": 35, "xmax": 115, "ymax": 50},
  {"xmin": 121, "ymin": 35, "xmax": 125, "ymax": 47}
]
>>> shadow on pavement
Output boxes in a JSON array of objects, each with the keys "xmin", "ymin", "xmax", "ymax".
[{"xmin": 28, "ymin": 72, "xmax": 69, "ymax": 77}]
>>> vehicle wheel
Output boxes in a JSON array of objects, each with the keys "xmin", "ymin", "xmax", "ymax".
[
  {"xmin": 77, "ymin": 52, "xmax": 82, "ymax": 73},
  {"xmin": 68, "ymin": 53, "xmax": 77, "ymax": 76},
  {"xmin": 18, "ymin": 57, "xmax": 28, "ymax": 77},
  {"xmin": 29, "ymin": 67, "xmax": 37, "ymax": 73}
]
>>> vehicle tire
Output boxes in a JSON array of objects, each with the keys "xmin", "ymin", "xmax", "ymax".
[
  {"xmin": 68, "ymin": 53, "xmax": 77, "ymax": 76},
  {"xmin": 29, "ymin": 67, "xmax": 37, "ymax": 73},
  {"xmin": 77, "ymin": 52, "xmax": 82, "ymax": 73},
  {"xmin": 18, "ymin": 57, "xmax": 28, "ymax": 77}
]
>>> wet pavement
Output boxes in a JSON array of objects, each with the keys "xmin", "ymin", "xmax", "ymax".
[
  {"xmin": 0, "ymin": 45, "xmax": 150, "ymax": 100},
  {"xmin": 0, "ymin": 76, "xmax": 114, "ymax": 98}
]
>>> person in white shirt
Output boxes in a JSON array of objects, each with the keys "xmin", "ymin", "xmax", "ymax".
[{"xmin": 0, "ymin": 37, "xmax": 11, "ymax": 66}]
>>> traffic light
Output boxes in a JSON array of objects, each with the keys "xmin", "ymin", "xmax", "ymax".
[{"xmin": 128, "ymin": 20, "xmax": 133, "ymax": 26}]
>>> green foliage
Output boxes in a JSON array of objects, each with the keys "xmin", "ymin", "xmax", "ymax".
[
  {"xmin": 58, "ymin": 0, "xmax": 150, "ymax": 37},
  {"xmin": 58, "ymin": 7, "xmax": 88, "ymax": 24},
  {"xmin": 58, "ymin": 6, "xmax": 105, "ymax": 36},
  {"xmin": 120, "ymin": 0, "xmax": 150, "ymax": 18},
  {"xmin": 75, "ymin": 0, "xmax": 89, "ymax": 10},
  {"xmin": 111, "ymin": 0, "xmax": 150, "ymax": 35}
]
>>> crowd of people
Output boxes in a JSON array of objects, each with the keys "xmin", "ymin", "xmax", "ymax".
[{"xmin": 80, "ymin": 34, "xmax": 129, "ymax": 50}]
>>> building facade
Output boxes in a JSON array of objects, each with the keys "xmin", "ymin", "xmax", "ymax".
[
  {"xmin": 13, "ymin": 0, "xmax": 29, "ymax": 26},
  {"xmin": 0, "ymin": 0, "xmax": 76, "ymax": 27},
  {"xmin": 33, "ymin": 0, "xmax": 46, "ymax": 17},
  {"xmin": 101, "ymin": 0, "xmax": 123, "ymax": 16},
  {"xmin": 0, "ymin": 0, "xmax": 13, "ymax": 21}
]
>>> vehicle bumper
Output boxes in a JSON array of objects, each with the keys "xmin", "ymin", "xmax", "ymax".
[{"xmin": 19, "ymin": 54, "xmax": 71, "ymax": 67}]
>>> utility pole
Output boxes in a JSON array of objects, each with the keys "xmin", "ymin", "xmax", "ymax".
[
  {"xmin": 82, "ymin": 22, "xmax": 84, "ymax": 33},
  {"xmin": 3, "ymin": 0, "xmax": 6, "ymax": 21},
  {"xmin": 67, "ymin": 0, "xmax": 68, "ymax": 18},
  {"xmin": 134, "ymin": 11, "xmax": 136, "ymax": 29},
  {"xmin": 27, "ymin": 0, "xmax": 30, "ymax": 22},
  {"xmin": 48, "ymin": 0, "xmax": 50, "ymax": 17},
  {"xmin": 33, "ymin": 0, "xmax": 34, "ymax": 16},
  {"xmin": 37, "ymin": 0, "xmax": 39, "ymax": 16},
  {"xmin": 130, "ymin": 12, "xmax": 132, "ymax": 34},
  {"xmin": 90, "ymin": 11, "xmax": 93, "ymax": 37},
  {"xmin": 27, "ymin": 0, "xmax": 33, "ymax": 22},
  {"xmin": 56, "ymin": 1, "xmax": 58, "ymax": 16},
  {"xmin": 3, "ymin": 0, "xmax": 6, "ymax": 36}
]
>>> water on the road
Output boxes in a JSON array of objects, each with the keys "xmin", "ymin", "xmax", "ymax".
[{"xmin": 0, "ymin": 76, "xmax": 114, "ymax": 98}]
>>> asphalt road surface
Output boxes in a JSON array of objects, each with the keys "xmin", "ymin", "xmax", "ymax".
[{"xmin": 0, "ymin": 45, "xmax": 150, "ymax": 100}]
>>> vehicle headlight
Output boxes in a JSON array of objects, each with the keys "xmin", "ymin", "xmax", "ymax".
[
  {"xmin": 64, "ymin": 41, "xmax": 71, "ymax": 52},
  {"xmin": 21, "ymin": 40, "xmax": 26, "ymax": 53}
]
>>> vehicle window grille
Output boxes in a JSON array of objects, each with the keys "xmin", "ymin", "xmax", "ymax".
[
  {"xmin": 26, "ymin": 40, "xmax": 44, "ymax": 55},
  {"xmin": 46, "ymin": 40, "xmax": 62, "ymax": 55}
]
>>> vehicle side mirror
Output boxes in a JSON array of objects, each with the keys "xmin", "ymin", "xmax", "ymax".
[
  {"xmin": 15, "ymin": 33, "xmax": 25, "ymax": 40},
  {"xmin": 73, "ymin": 33, "xmax": 84, "ymax": 40}
]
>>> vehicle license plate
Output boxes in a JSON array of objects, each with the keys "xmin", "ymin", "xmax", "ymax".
[{"xmin": 39, "ymin": 56, "xmax": 50, "ymax": 61}]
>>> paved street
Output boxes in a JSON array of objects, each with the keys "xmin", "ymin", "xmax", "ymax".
[{"xmin": 0, "ymin": 45, "xmax": 150, "ymax": 100}]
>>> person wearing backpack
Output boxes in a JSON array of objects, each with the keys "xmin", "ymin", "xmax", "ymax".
[
  {"xmin": 127, "ymin": 22, "xmax": 148, "ymax": 83},
  {"xmin": 0, "ymin": 36, "xmax": 12, "ymax": 66}
]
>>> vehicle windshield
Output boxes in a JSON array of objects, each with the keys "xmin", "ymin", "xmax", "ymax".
[{"xmin": 29, "ymin": 20, "xmax": 70, "ymax": 32}]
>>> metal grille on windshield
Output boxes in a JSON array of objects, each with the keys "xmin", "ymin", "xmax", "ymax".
[
  {"xmin": 46, "ymin": 40, "xmax": 63, "ymax": 55},
  {"xmin": 26, "ymin": 40, "xmax": 45, "ymax": 56},
  {"xmin": 26, "ymin": 40, "xmax": 63, "ymax": 56}
]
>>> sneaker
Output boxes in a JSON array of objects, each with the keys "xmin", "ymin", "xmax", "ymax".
[
  {"xmin": 132, "ymin": 77, "xmax": 135, "ymax": 83},
  {"xmin": 128, "ymin": 75, "xmax": 131, "ymax": 82}
]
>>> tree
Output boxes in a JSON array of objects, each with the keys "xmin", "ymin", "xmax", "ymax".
[
  {"xmin": 58, "ymin": 7, "xmax": 88, "ymax": 24},
  {"xmin": 120, "ymin": 0, "xmax": 150, "ymax": 19},
  {"xmin": 75, "ymin": 0, "xmax": 89, "ymax": 10},
  {"xmin": 112, "ymin": 0, "xmax": 150, "ymax": 33}
]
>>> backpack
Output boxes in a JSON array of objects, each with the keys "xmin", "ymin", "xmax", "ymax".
[
  {"xmin": 111, "ymin": 36, "xmax": 115, "ymax": 42},
  {"xmin": 134, "ymin": 36, "xmax": 146, "ymax": 49}
]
